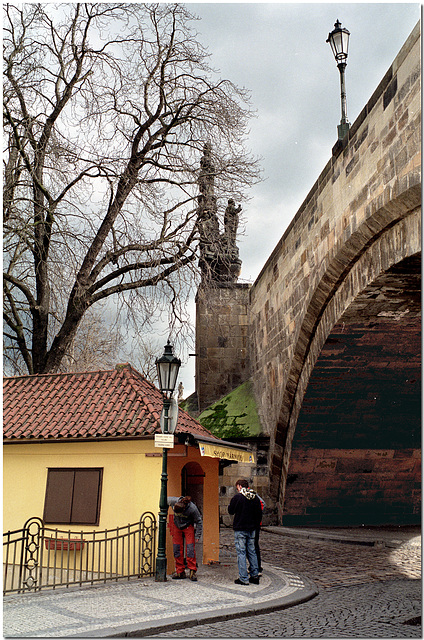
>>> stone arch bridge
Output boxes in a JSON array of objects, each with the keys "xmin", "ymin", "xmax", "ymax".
[{"xmin": 195, "ymin": 23, "xmax": 420, "ymax": 525}]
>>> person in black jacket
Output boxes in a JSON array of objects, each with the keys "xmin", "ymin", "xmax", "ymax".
[{"xmin": 228, "ymin": 478, "xmax": 262, "ymax": 585}]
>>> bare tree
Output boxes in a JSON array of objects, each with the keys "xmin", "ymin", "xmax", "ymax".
[
  {"xmin": 58, "ymin": 307, "xmax": 125, "ymax": 374},
  {"xmin": 3, "ymin": 2, "xmax": 260, "ymax": 375},
  {"xmin": 125, "ymin": 334, "xmax": 165, "ymax": 384}
]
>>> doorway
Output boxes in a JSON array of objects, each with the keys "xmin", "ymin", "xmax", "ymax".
[{"xmin": 181, "ymin": 462, "xmax": 205, "ymax": 564}]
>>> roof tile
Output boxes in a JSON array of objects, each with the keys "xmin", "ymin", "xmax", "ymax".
[{"xmin": 3, "ymin": 364, "xmax": 219, "ymax": 443}]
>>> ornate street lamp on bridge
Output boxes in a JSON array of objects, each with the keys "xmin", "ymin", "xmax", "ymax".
[
  {"xmin": 155, "ymin": 340, "xmax": 181, "ymax": 582},
  {"xmin": 327, "ymin": 19, "xmax": 351, "ymax": 140}
]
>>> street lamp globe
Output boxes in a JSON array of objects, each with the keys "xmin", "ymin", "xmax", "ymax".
[
  {"xmin": 156, "ymin": 341, "xmax": 181, "ymax": 398},
  {"xmin": 326, "ymin": 19, "xmax": 350, "ymax": 68}
]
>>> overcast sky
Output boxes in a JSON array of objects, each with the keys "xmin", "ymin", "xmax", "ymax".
[
  {"xmin": 189, "ymin": 1, "xmax": 419, "ymax": 280},
  {"xmin": 167, "ymin": 2, "xmax": 421, "ymax": 397}
]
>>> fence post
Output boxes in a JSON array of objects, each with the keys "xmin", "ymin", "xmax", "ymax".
[{"xmin": 22, "ymin": 517, "xmax": 43, "ymax": 592}]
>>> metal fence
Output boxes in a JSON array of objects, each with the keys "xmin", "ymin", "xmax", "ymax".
[{"xmin": 3, "ymin": 513, "xmax": 156, "ymax": 594}]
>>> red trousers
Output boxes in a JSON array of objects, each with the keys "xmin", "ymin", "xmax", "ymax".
[{"xmin": 172, "ymin": 524, "xmax": 197, "ymax": 573}]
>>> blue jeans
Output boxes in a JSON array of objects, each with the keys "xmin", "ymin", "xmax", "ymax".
[{"xmin": 234, "ymin": 530, "xmax": 258, "ymax": 583}]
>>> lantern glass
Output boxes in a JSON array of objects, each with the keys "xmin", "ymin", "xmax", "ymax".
[
  {"xmin": 156, "ymin": 342, "xmax": 181, "ymax": 396},
  {"xmin": 327, "ymin": 20, "xmax": 350, "ymax": 64}
]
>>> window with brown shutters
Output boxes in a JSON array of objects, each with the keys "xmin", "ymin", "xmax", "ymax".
[{"xmin": 43, "ymin": 468, "xmax": 103, "ymax": 525}]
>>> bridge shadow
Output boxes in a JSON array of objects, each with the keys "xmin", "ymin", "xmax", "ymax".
[{"xmin": 283, "ymin": 255, "xmax": 421, "ymax": 529}]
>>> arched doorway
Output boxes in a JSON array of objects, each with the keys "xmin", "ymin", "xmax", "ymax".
[
  {"xmin": 181, "ymin": 462, "xmax": 205, "ymax": 514},
  {"xmin": 181, "ymin": 462, "xmax": 205, "ymax": 565}
]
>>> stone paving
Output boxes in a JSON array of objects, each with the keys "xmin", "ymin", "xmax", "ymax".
[
  {"xmin": 3, "ymin": 526, "xmax": 421, "ymax": 638},
  {"xmin": 149, "ymin": 526, "xmax": 422, "ymax": 638},
  {"xmin": 151, "ymin": 579, "xmax": 421, "ymax": 638},
  {"xmin": 2, "ymin": 550, "xmax": 316, "ymax": 638},
  {"xmin": 255, "ymin": 526, "xmax": 422, "ymax": 589}
]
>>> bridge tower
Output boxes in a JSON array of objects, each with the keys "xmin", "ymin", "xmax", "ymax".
[{"xmin": 195, "ymin": 144, "xmax": 250, "ymax": 412}]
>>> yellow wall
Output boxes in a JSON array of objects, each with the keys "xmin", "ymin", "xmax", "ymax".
[{"xmin": 3, "ymin": 438, "xmax": 220, "ymax": 570}]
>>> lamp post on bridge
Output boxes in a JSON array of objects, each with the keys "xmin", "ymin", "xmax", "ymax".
[
  {"xmin": 155, "ymin": 340, "xmax": 181, "ymax": 582},
  {"xmin": 327, "ymin": 19, "xmax": 350, "ymax": 140}
]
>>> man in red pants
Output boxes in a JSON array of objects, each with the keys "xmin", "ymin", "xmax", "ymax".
[{"xmin": 167, "ymin": 496, "xmax": 202, "ymax": 581}]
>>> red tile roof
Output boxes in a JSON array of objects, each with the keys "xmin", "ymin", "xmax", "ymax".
[{"xmin": 3, "ymin": 364, "xmax": 219, "ymax": 442}]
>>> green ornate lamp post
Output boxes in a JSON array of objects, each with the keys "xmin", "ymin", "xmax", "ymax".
[
  {"xmin": 327, "ymin": 20, "xmax": 351, "ymax": 140},
  {"xmin": 155, "ymin": 341, "xmax": 181, "ymax": 582}
]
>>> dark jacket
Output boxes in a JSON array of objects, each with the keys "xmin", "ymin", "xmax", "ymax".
[
  {"xmin": 167, "ymin": 497, "xmax": 203, "ymax": 538},
  {"xmin": 228, "ymin": 488, "xmax": 263, "ymax": 531}
]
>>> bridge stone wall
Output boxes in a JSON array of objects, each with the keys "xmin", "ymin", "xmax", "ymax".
[{"xmin": 248, "ymin": 22, "xmax": 421, "ymax": 522}]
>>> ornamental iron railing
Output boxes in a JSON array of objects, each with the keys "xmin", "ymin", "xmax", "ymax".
[{"xmin": 3, "ymin": 513, "xmax": 156, "ymax": 594}]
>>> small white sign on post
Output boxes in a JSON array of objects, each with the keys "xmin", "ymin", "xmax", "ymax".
[{"xmin": 154, "ymin": 433, "xmax": 175, "ymax": 448}]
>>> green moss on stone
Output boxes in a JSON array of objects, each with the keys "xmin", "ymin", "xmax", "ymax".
[{"xmin": 198, "ymin": 380, "xmax": 262, "ymax": 438}]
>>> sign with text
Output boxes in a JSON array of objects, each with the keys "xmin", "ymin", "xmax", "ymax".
[
  {"xmin": 199, "ymin": 442, "xmax": 255, "ymax": 463},
  {"xmin": 154, "ymin": 433, "xmax": 175, "ymax": 448}
]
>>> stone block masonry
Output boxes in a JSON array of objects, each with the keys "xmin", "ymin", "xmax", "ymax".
[
  {"xmin": 195, "ymin": 283, "xmax": 250, "ymax": 413},
  {"xmin": 284, "ymin": 447, "xmax": 421, "ymax": 525}
]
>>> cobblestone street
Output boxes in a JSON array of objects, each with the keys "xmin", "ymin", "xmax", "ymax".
[
  {"xmin": 150, "ymin": 527, "xmax": 421, "ymax": 638},
  {"xmin": 253, "ymin": 527, "xmax": 421, "ymax": 589}
]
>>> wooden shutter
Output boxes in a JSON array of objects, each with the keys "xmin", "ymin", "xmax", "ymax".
[
  {"xmin": 43, "ymin": 468, "xmax": 103, "ymax": 525},
  {"xmin": 43, "ymin": 469, "xmax": 74, "ymax": 524},
  {"xmin": 71, "ymin": 469, "xmax": 102, "ymax": 524}
]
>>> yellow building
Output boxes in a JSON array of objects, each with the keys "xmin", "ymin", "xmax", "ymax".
[{"xmin": 3, "ymin": 364, "xmax": 254, "ymax": 591}]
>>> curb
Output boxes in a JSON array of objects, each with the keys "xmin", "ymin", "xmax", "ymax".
[{"xmin": 262, "ymin": 527, "xmax": 396, "ymax": 548}]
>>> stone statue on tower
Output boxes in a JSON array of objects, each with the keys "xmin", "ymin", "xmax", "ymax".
[{"xmin": 196, "ymin": 144, "xmax": 242, "ymax": 284}]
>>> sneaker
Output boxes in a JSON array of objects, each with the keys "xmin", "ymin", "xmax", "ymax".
[
  {"xmin": 189, "ymin": 570, "xmax": 197, "ymax": 582},
  {"xmin": 234, "ymin": 578, "xmax": 249, "ymax": 585},
  {"xmin": 172, "ymin": 571, "xmax": 187, "ymax": 579},
  {"xmin": 249, "ymin": 576, "xmax": 260, "ymax": 584}
]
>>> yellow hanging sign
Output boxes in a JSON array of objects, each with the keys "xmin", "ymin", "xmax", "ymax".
[{"xmin": 199, "ymin": 442, "xmax": 255, "ymax": 464}]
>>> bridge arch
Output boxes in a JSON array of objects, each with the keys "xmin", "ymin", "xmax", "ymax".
[
  {"xmin": 246, "ymin": 25, "xmax": 421, "ymax": 524},
  {"xmin": 195, "ymin": 23, "xmax": 420, "ymax": 526},
  {"xmin": 271, "ymin": 202, "xmax": 421, "ymax": 521}
]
